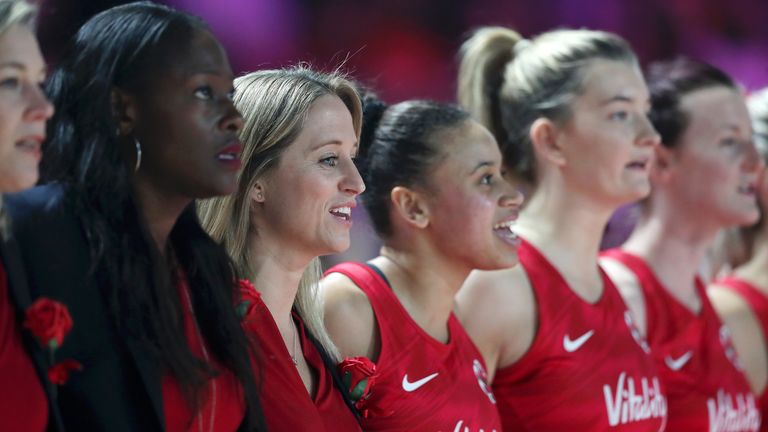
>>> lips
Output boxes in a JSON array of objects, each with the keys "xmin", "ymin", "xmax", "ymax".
[
  {"xmin": 16, "ymin": 135, "xmax": 44, "ymax": 162},
  {"xmin": 329, "ymin": 202, "xmax": 356, "ymax": 224},
  {"xmin": 216, "ymin": 142, "xmax": 243, "ymax": 170},
  {"xmin": 625, "ymin": 158, "xmax": 650, "ymax": 171},
  {"xmin": 738, "ymin": 182, "xmax": 757, "ymax": 196},
  {"xmin": 493, "ymin": 216, "xmax": 520, "ymax": 247}
]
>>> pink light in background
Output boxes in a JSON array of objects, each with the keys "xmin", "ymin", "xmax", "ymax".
[{"xmin": 169, "ymin": 0, "xmax": 304, "ymax": 73}]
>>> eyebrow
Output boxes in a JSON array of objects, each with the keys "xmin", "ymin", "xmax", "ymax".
[
  {"xmin": 722, "ymin": 124, "xmax": 746, "ymax": 133},
  {"xmin": 181, "ymin": 68, "xmax": 235, "ymax": 81},
  {"xmin": 601, "ymin": 95, "xmax": 634, "ymax": 105},
  {"xmin": 309, "ymin": 139, "xmax": 360, "ymax": 153},
  {"xmin": 0, "ymin": 61, "xmax": 26, "ymax": 71},
  {"xmin": 470, "ymin": 160, "xmax": 496, "ymax": 174}
]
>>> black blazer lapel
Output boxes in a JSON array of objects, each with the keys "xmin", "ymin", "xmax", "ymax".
[{"xmin": 121, "ymin": 329, "xmax": 166, "ymax": 429}]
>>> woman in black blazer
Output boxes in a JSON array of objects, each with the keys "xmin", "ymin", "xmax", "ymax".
[
  {"xmin": 0, "ymin": 1, "xmax": 58, "ymax": 431},
  {"xmin": 7, "ymin": 3, "xmax": 265, "ymax": 431}
]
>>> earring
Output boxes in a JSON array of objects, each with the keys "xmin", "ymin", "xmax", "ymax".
[
  {"xmin": 134, "ymin": 137, "xmax": 142, "ymax": 172},
  {"xmin": 256, "ymin": 191, "xmax": 264, "ymax": 201}
]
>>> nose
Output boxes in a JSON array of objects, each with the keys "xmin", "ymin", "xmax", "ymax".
[
  {"xmin": 341, "ymin": 157, "xmax": 365, "ymax": 195},
  {"xmin": 219, "ymin": 100, "xmax": 244, "ymax": 134},
  {"xmin": 636, "ymin": 115, "xmax": 660, "ymax": 148},
  {"xmin": 25, "ymin": 83, "xmax": 54, "ymax": 122},
  {"xmin": 742, "ymin": 139, "xmax": 764, "ymax": 173},
  {"xmin": 499, "ymin": 187, "xmax": 524, "ymax": 209}
]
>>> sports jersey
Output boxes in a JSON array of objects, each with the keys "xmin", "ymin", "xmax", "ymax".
[
  {"xmin": 492, "ymin": 239, "xmax": 667, "ymax": 431},
  {"xmin": 240, "ymin": 286, "xmax": 361, "ymax": 432},
  {"xmin": 715, "ymin": 276, "xmax": 768, "ymax": 431},
  {"xmin": 602, "ymin": 250, "xmax": 760, "ymax": 431},
  {"xmin": 326, "ymin": 262, "xmax": 502, "ymax": 432}
]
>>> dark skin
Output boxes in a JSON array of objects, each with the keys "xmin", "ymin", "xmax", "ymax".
[{"xmin": 115, "ymin": 29, "xmax": 244, "ymax": 250}]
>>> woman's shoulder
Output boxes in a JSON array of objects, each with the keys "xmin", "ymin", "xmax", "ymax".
[{"xmin": 321, "ymin": 269, "xmax": 377, "ymax": 359}]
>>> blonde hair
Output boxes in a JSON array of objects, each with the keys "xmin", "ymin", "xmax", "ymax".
[
  {"xmin": 198, "ymin": 66, "xmax": 362, "ymax": 361},
  {"xmin": 0, "ymin": 0, "xmax": 36, "ymax": 237},
  {"xmin": 458, "ymin": 26, "xmax": 637, "ymax": 183},
  {"xmin": 0, "ymin": 0, "xmax": 35, "ymax": 34}
]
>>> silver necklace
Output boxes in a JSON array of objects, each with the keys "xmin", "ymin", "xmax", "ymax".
[
  {"xmin": 182, "ymin": 286, "xmax": 216, "ymax": 432},
  {"xmin": 290, "ymin": 320, "xmax": 299, "ymax": 366}
]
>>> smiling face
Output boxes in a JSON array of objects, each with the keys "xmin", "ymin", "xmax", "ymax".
[
  {"xmin": 254, "ymin": 94, "xmax": 365, "ymax": 258},
  {"xmin": 666, "ymin": 86, "xmax": 760, "ymax": 227},
  {"xmin": 556, "ymin": 60, "xmax": 659, "ymax": 207},
  {"xmin": 0, "ymin": 24, "xmax": 54, "ymax": 192},
  {"xmin": 424, "ymin": 119, "xmax": 523, "ymax": 271},
  {"xmin": 128, "ymin": 29, "xmax": 244, "ymax": 200}
]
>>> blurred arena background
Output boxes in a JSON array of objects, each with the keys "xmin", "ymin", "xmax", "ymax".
[{"xmin": 36, "ymin": 0, "xmax": 768, "ymax": 266}]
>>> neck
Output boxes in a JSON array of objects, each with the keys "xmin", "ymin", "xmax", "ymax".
[
  {"xmin": 133, "ymin": 178, "xmax": 191, "ymax": 252},
  {"xmin": 248, "ymin": 233, "xmax": 312, "ymax": 331},
  {"xmin": 733, "ymin": 227, "xmax": 768, "ymax": 293},
  {"xmin": 623, "ymin": 202, "xmax": 718, "ymax": 307},
  {"xmin": 515, "ymin": 182, "xmax": 615, "ymax": 292},
  {"xmin": 374, "ymin": 239, "xmax": 469, "ymax": 339}
]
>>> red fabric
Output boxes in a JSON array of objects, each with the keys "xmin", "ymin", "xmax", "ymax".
[
  {"xmin": 240, "ymin": 286, "xmax": 361, "ymax": 432},
  {"xmin": 715, "ymin": 276, "xmax": 768, "ymax": 431},
  {"xmin": 0, "ymin": 261, "xmax": 48, "ymax": 432},
  {"xmin": 603, "ymin": 249, "xmax": 761, "ymax": 431},
  {"xmin": 492, "ymin": 240, "xmax": 667, "ymax": 431},
  {"xmin": 162, "ymin": 277, "xmax": 245, "ymax": 432},
  {"xmin": 326, "ymin": 262, "xmax": 503, "ymax": 432}
]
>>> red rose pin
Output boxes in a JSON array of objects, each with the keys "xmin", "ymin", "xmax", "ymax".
[{"xmin": 23, "ymin": 298, "xmax": 73, "ymax": 350}]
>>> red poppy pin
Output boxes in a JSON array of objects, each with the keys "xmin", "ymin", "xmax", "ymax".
[
  {"xmin": 339, "ymin": 356, "xmax": 379, "ymax": 417},
  {"xmin": 23, "ymin": 297, "xmax": 81, "ymax": 385},
  {"xmin": 236, "ymin": 279, "xmax": 261, "ymax": 323}
]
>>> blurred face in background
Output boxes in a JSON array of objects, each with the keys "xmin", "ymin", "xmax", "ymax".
[
  {"xmin": 0, "ymin": 23, "xmax": 53, "ymax": 192},
  {"xmin": 666, "ymin": 86, "xmax": 761, "ymax": 228}
]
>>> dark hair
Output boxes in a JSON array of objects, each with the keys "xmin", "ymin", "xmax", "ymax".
[
  {"xmin": 458, "ymin": 27, "xmax": 636, "ymax": 183},
  {"xmin": 40, "ymin": 2, "xmax": 264, "ymax": 429},
  {"xmin": 357, "ymin": 94, "xmax": 470, "ymax": 237},
  {"xmin": 646, "ymin": 57, "xmax": 737, "ymax": 148}
]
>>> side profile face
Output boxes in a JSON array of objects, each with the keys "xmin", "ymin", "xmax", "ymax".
[
  {"xmin": 129, "ymin": 29, "xmax": 244, "ymax": 199},
  {"xmin": 556, "ymin": 60, "xmax": 659, "ymax": 207},
  {"xmin": 254, "ymin": 94, "xmax": 365, "ymax": 258},
  {"xmin": 0, "ymin": 24, "xmax": 53, "ymax": 192},
  {"xmin": 666, "ymin": 86, "xmax": 760, "ymax": 227},
  {"xmin": 424, "ymin": 119, "xmax": 523, "ymax": 271}
]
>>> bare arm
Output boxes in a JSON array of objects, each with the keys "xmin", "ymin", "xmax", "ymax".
[
  {"xmin": 600, "ymin": 257, "xmax": 648, "ymax": 337},
  {"xmin": 708, "ymin": 285, "xmax": 768, "ymax": 395},
  {"xmin": 321, "ymin": 272, "xmax": 381, "ymax": 361},
  {"xmin": 456, "ymin": 266, "xmax": 536, "ymax": 382}
]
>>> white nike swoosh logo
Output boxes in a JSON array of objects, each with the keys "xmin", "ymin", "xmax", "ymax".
[
  {"xmin": 402, "ymin": 372, "xmax": 439, "ymax": 392},
  {"xmin": 563, "ymin": 330, "xmax": 595, "ymax": 352},
  {"xmin": 665, "ymin": 351, "xmax": 693, "ymax": 371}
]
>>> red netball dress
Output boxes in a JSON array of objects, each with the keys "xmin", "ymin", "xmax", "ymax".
[
  {"xmin": 239, "ymin": 284, "xmax": 361, "ymax": 432},
  {"xmin": 162, "ymin": 276, "xmax": 245, "ymax": 432},
  {"xmin": 713, "ymin": 276, "xmax": 768, "ymax": 431},
  {"xmin": 0, "ymin": 261, "xmax": 48, "ymax": 432},
  {"xmin": 326, "ymin": 262, "xmax": 502, "ymax": 432},
  {"xmin": 602, "ymin": 250, "xmax": 761, "ymax": 431},
  {"xmin": 492, "ymin": 239, "xmax": 668, "ymax": 431}
]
